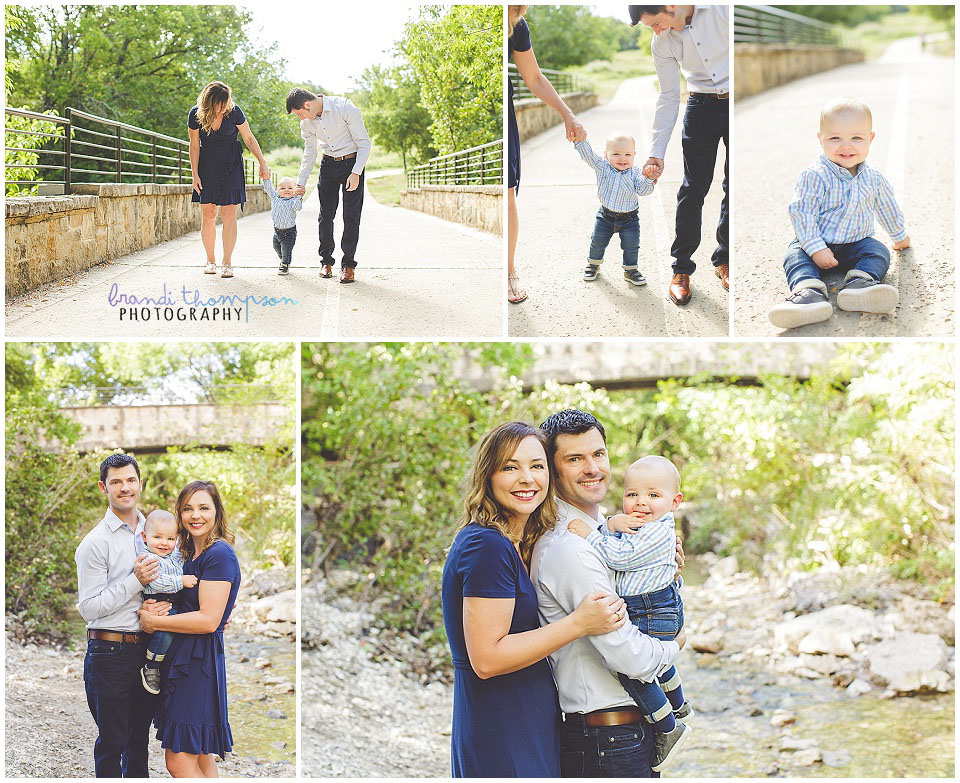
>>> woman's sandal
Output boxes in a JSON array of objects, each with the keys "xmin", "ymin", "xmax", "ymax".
[
  {"xmin": 220, "ymin": 265, "xmax": 234, "ymax": 279},
  {"xmin": 508, "ymin": 275, "xmax": 528, "ymax": 304},
  {"xmin": 203, "ymin": 262, "xmax": 217, "ymax": 274}
]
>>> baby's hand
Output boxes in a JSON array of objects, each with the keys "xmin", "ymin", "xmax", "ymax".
[
  {"xmin": 811, "ymin": 247, "xmax": 838, "ymax": 269},
  {"xmin": 182, "ymin": 574, "xmax": 199, "ymax": 589},
  {"xmin": 892, "ymin": 236, "xmax": 910, "ymax": 251},
  {"xmin": 259, "ymin": 171, "xmax": 269, "ymax": 180},
  {"xmin": 607, "ymin": 513, "xmax": 643, "ymax": 534},
  {"xmin": 567, "ymin": 518, "xmax": 592, "ymax": 538}
]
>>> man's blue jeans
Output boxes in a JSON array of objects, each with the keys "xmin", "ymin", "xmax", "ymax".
[
  {"xmin": 589, "ymin": 207, "xmax": 640, "ymax": 270},
  {"xmin": 83, "ymin": 634, "xmax": 158, "ymax": 777},
  {"xmin": 560, "ymin": 712, "xmax": 658, "ymax": 778},
  {"xmin": 783, "ymin": 236, "xmax": 890, "ymax": 292}
]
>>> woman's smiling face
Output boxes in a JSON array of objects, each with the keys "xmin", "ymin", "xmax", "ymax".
[
  {"xmin": 180, "ymin": 489, "xmax": 217, "ymax": 541},
  {"xmin": 490, "ymin": 435, "xmax": 549, "ymax": 525}
]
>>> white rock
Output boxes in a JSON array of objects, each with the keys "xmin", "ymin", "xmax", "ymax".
[
  {"xmin": 846, "ymin": 678, "xmax": 873, "ymax": 696},
  {"xmin": 779, "ymin": 735, "xmax": 817, "ymax": 752},
  {"xmin": 864, "ymin": 632, "xmax": 952, "ymax": 693},
  {"xmin": 770, "ymin": 709, "xmax": 795, "ymax": 727},
  {"xmin": 710, "ymin": 555, "xmax": 739, "ymax": 580},
  {"xmin": 774, "ymin": 605, "xmax": 879, "ymax": 653},
  {"xmin": 796, "ymin": 652, "xmax": 842, "ymax": 675},
  {"xmin": 793, "ymin": 747, "xmax": 823, "ymax": 766},
  {"xmin": 690, "ymin": 630, "xmax": 724, "ymax": 653},
  {"xmin": 797, "ymin": 626, "xmax": 857, "ymax": 657},
  {"xmin": 249, "ymin": 590, "xmax": 296, "ymax": 624}
]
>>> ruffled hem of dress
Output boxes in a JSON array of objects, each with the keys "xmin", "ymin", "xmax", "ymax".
[
  {"xmin": 154, "ymin": 717, "xmax": 233, "ymax": 760},
  {"xmin": 191, "ymin": 185, "xmax": 246, "ymax": 208}
]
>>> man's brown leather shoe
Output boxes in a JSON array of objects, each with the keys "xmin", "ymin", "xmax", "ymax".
[
  {"xmin": 320, "ymin": 264, "xmax": 334, "ymax": 278},
  {"xmin": 669, "ymin": 273, "xmax": 691, "ymax": 305},
  {"xmin": 339, "ymin": 266, "xmax": 355, "ymax": 284},
  {"xmin": 715, "ymin": 263, "xmax": 729, "ymax": 290}
]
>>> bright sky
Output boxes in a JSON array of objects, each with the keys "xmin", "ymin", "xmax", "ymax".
[{"xmin": 244, "ymin": 1, "xmax": 437, "ymax": 94}]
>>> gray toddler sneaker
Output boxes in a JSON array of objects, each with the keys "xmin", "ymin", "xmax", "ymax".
[
  {"xmin": 768, "ymin": 281, "xmax": 832, "ymax": 329},
  {"xmin": 623, "ymin": 268, "xmax": 647, "ymax": 286},
  {"xmin": 583, "ymin": 263, "xmax": 600, "ymax": 281},
  {"xmin": 141, "ymin": 665, "xmax": 161, "ymax": 695},
  {"xmin": 651, "ymin": 721, "xmax": 692, "ymax": 772},
  {"xmin": 674, "ymin": 701, "xmax": 694, "ymax": 723},
  {"xmin": 836, "ymin": 271, "xmax": 898, "ymax": 313}
]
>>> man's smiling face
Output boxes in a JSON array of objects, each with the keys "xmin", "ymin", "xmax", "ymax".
[
  {"xmin": 98, "ymin": 464, "xmax": 142, "ymax": 516},
  {"xmin": 551, "ymin": 428, "xmax": 610, "ymax": 514}
]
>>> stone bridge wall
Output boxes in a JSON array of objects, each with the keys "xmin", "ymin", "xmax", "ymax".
[
  {"xmin": 399, "ymin": 185, "xmax": 502, "ymax": 234},
  {"xmin": 515, "ymin": 92, "xmax": 599, "ymax": 143},
  {"xmin": 734, "ymin": 44, "xmax": 865, "ymax": 99},
  {"xmin": 5, "ymin": 183, "xmax": 271, "ymax": 298},
  {"xmin": 59, "ymin": 401, "xmax": 291, "ymax": 452}
]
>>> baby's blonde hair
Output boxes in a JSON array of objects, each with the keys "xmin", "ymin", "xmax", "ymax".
[
  {"xmin": 819, "ymin": 96, "xmax": 872, "ymax": 131},
  {"xmin": 625, "ymin": 455, "xmax": 681, "ymax": 495},
  {"xmin": 606, "ymin": 130, "xmax": 636, "ymax": 151},
  {"xmin": 145, "ymin": 509, "xmax": 176, "ymax": 533},
  {"xmin": 278, "ymin": 176, "xmax": 297, "ymax": 189}
]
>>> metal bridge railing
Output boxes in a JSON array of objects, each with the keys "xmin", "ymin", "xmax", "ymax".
[
  {"xmin": 52, "ymin": 383, "xmax": 284, "ymax": 407},
  {"xmin": 733, "ymin": 5, "xmax": 860, "ymax": 49},
  {"xmin": 406, "ymin": 140, "xmax": 503, "ymax": 188},
  {"xmin": 508, "ymin": 64, "xmax": 596, "ymax": 101},
  {"xmin": 5, "ymin": 106, "xmax": 275, "ymax": 196}
]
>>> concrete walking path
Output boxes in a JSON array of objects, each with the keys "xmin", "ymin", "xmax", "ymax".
[
  {"xmin": 734, "ymin": 36, "xmax": 954, "ymax": 337},
  {"xmin": 5, "ymin": 184, "xmax": 502, "ymax": 339},
  {"xmin": 509, "ymin": 76, "xmax": 728, "ymax": 337}
]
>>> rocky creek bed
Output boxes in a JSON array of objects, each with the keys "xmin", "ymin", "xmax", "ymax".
[
  {"xmin": 302, "ymin": 556, "xmax": 954, "ymax": 777},
  {"xmin": 5, "ymin": 566, "xmax": 297, "ymax": 778}
]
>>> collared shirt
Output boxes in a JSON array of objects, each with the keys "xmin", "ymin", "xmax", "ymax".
[
  {"xmin": 530, "ymin": 498, "xmax": 680, "ymax": 715},
  {"xmin": 142, "ymin": 547, "xmax": 185, "ymax": 595},
  {"xmin": 75, "ymin": 508, "xmax": 148, "ymax": 631},
  {"xmin": 263, "ymin": 180, "xmax": 303, "ymax": 229},
  {"xmin": 788, "ymin": 155, "xmax": 907, "ymax": 255},
  {"xmin": 574, "ymin": 139, "xmax": 655, "ymax": 212},
  {"xmin": 649, "ymin": 5, "xmax": 729, "ymax": 159},
  {"xmin": 586, "ymin": 511, "xmax": 678, "ymax": 596},
  {"xmin": 296, "ymin": 95, "xmax": 372, "ymax": 184}
]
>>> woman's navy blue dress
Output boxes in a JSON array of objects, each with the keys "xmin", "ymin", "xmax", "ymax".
[
  {"xmin": 187, "ymin": 104, "xmax": 247, "ymax": 208},
  {"xmin": 155, "ymin": 540, "xmax": 241, "ymax": 759},
  {"xmin": 441, "ymin": 523, "xmax": 561, "ymax": 777},
  {"xmin": 508, "ymin": 19, "xmax": 532, "ymax": 190}
]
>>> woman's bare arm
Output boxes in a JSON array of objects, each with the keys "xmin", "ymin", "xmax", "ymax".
[
  {"xmin": 138, "ymin": 580, "xmax": 231, "ymax": 635},
  {"xmin": 236, "ymin": 121, "xmax": 269, "ymax": 178},
  {"xmin": 512, "ymin": 47, "xmax": 584, "ymax": 140}
]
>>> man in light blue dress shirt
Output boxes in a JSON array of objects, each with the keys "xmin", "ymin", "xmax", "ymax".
[
  {"xmin": 287, "ymin": 87, "xmax": 372, "ymax": 284},
  {"xmin": 630, "ymin": 5, "xmax": 729, "ymax": 306}
]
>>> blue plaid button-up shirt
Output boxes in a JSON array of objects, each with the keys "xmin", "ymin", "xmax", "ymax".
[
  {"xmin": 788, "ymin": 155, "xmax": 907, "ymax": 255},
  {"xmin": 263, "ymin": 180, "xmax": 303, "ymax": 229},
  {"xmin": 584, "ymin": 511, "xmax": 678, "ymax": 596},
  {"xmin": 575, "ymin": 139, "xmax": 655, "ymax": 213},
  {"xmin": 142, "ymin": 547, "xmax": 185, "ymax": 595}
]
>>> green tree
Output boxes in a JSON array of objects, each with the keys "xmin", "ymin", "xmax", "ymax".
[
  {"xmin": 523, "ymin": 5, "xmax": 631, "ymax": 69},
  {"xmin": 399, "ymin": 4, "xmax": 502, "ymax": 153}
]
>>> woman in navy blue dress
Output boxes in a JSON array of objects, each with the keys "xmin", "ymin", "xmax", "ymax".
[
  {"xmin": 507, "ymin": 6, "xmax": 587, "ymax": 304},
  {"xmin": 188, "ymin": 81, "xmax": 270, "ymax": 278},
  {"xmin": 137, "ymin": 480, "xmax": 240, "ymax": 778},
  {"xmin": 441, "ymin": 421, "xmax": 626, "ymax": 777}
]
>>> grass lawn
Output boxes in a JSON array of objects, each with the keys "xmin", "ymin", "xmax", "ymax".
[
  {"xmin": 263, "ymin": 143, "xmax": 406, "ymax": 199},
  {"xmin": 853, "ymin": 9, "xmax": 955, "ymax": 59},
  {"xmin": 365, "ymin": 171, "xmax": 407, "ymax": 206},
  {"xmin": 565, "ymin": 48, "xmax": 657, "ymax": 104}
]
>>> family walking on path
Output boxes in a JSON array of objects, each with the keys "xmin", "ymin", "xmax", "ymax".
[
  {"xmin": 76, "ymin": 455, "xmax": 241, "ymax": 778},
  {"xmin": 507, "ymin": 5, "xmax": 728, "ymax": 337},
  {"xmin": 442, "ymin": 412, "xmax": 692, "ymax": 777},
  {"xmin": 189, "ymin": 81, "xmax": 370, "ymax": 283}
]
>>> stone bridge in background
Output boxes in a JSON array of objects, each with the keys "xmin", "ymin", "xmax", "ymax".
[
  {"xmin": 60, "ymin": 401, "xmax": 291, "ymax": 453},
  {"xmin": 455, "ymin": 342, "xmax": 845, "ymax": 391}
]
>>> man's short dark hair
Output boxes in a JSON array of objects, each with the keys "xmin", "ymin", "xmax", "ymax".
[
  {"xmin": 539, "ymin": 409, "xmax": 607, "ymax": 445},
  {"xmin": 286, "ymin": 87, "xmax": 317, "ymax": 114},
  {"xmin": 628, "ymin": 6, "xmax": 668, "ymax": 26},
  {"xmin": 99, "ymin": 453, "xmax": 140, "ymax": 483}
]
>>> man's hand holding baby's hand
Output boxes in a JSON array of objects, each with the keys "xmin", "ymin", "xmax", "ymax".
[
  {"xmin": 811, "ymin": 248, "xmax": 838, "ymax": 269},
  {"xmin": 567, "ymin": 518, "xmax": 592, "ymax": 538},
  {"xmin": 182, "ymin": 575, "xmax": 199, "ymax": 589},
  {"xmin": 607, "ymin": 513, "xmax": 642, "ymax": 534},
  {"xmin": 134, "ymin": 554, "xmax": 160, "ymax": 585},
  {"xmin": 893, "ymin": 236, "xmax": 910, "ymax": 251},
  {"xmin": 642, "ymin": 157, "xmax": 664, "ymax": 181},
  {"xmin": 294, "ymin": 185, "xmax": 306, "ymax": 197}
]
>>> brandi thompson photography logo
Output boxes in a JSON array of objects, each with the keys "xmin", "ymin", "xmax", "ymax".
[{"xmin": 107, "ymin": 282, "xmax": 299, "ymax": 323}]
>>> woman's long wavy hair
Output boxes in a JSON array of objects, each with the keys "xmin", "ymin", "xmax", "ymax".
[
  {"xmin": 457, "ymin": 421, "xmax": 557, "ymax": 566},
  {"xmin": 508, "ymin": 5, "xmax": 528, "ymax": 37},
  {"xmin": 176, "ymin": 480, "xmax": 234, "ymax": 560},
  {"xmin": 195, "ymin": 81, "xmax": 234, "ymax": 134}
]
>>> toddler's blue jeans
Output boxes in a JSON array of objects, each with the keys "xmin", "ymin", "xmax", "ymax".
[
  {"xmin": 783, "ymin": 236, "xmax": 890, "ymax": 292},
  {"xmin": 273, "ymin": 226, "xmax": 297, "ymax": 266},
  {"xmin": 144, "ymin": 591, "xmax": 178, "ymax": 668},
  {"xmin": 589, "ymin": 206, "xmax": 640, "ymax": 270}
]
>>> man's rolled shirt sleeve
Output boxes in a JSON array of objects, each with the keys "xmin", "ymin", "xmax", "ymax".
[
  {"xmin": 788, "ymin": 170, "xmax": 828, "ymax": 255},
  {"xmin": 76, "ymin": 537, "xmax": 144, "ymax": 623},
  {"xmin": 546, "ymin": 539, "xmax": 679, "ymax": 683},
  {"xmin": 297, "ymin": 123, "xmax": 318, "ymax": 187},
  {"xmin": 649, "ymin": 46, "xmax": 681, "ymax": 160}
]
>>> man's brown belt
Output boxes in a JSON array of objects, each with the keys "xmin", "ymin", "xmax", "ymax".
[
  {"xmin": 583, "ymin": 708, "xmax": 644, "ymax": 727},
  {"xmin": 323, "ymin": 152, "xmax": 357, "ymax": 161},
  {"xmin": 87, "ymin": 629, "xmax": 142, "ymax": 643},
  {"xmin": 690, "ymin": 91, "xmax": 729, "ymax": 100}
]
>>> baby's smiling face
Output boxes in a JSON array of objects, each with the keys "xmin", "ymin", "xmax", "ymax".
[
  {"xmin": 605, "ymin": 139, "xmax": 637, "ymax": 171},
  {"xmin": 276, "ymin": 178, "xmax": 297, "ymax": 198},
  {"xmin": 819, "ymin": 110, "xmax": 874, "ymax": 171}
]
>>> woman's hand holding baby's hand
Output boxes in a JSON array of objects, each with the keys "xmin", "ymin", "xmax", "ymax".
[
  {"xmin": 811, "ymin": 248, "xmax": 838, "ymax": 269},
  {"xmin": 573, "ymin": 592, "xmax": 627, "ymax": 636},
  {"xmin": 607, "ymin": 513, "xmax": 642, "ymax": 534},
  {"xmin": 182, "ymin": 575, "xmax": 199, "ymax": 589},
  {"xmin": 567, "ymin": 518, "xmax": 592, "ymax": 538},
  {"xmin": 893, "ymin": 236, "xmax": 910, "ymax": 250},
  {"xmin": 564, "ymin": 116, "xmax": 586, "ymax": 143}
]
